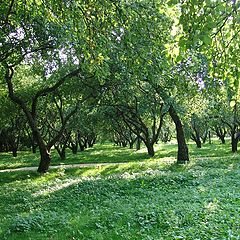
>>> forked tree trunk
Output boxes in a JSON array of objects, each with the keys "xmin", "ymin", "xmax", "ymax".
[
  {"xmin": 169, "ymin": 105, "xmax": 189, "ymax": 163},
  {"xmin": 5, "ymin": 65, "xmax": 80, "ymax": 173},
  {"xmin": 215, "ymin": 127, "xmax": 226, "ymax": 144}
]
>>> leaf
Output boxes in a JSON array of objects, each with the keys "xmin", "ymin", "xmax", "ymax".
[
  {"xmin": 230, "ymin": 100, "xmax": 236, "ymax": 107},
  {"xmin": 176, "ymin": 55, "xmax": 183, "ymax": 62},
  {"xmin": 202, "ymin": 35, "xmax": 212, "ymax": 45},
  {"xmin": 35, "ymin": 0, "xmax": 42, "ymax": 6}
]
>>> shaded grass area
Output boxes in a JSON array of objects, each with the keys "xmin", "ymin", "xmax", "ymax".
[
  {"xmin": 0, "ymin": 139, "xmax": 235, "ymax": 170},
  {"xmin": 0, "ymin": 144, "xmax": 148, "ymax": 170},
  {"xmin": 0, "ymin": 142, "xmax": 239, "ymax": 239}
]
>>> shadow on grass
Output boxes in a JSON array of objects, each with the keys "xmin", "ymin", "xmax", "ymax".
[
  {"xmin": 0, "ymin": 171, "xmax": 41, "ymax": 184},
  {"xmin": 0, "ymin": 140, "xmax": 238, "ymax": 171}
]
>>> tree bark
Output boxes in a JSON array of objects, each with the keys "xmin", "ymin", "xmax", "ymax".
[
  {"xmin": 32, "ymin": 144, "xmax": 37, "ymax": 153},
  {"xmin": 169, "ymin": 105, "xmax": 189, "ymax": 163},
  {"xmin": 136, "ymin": 137, "xmax": 141, "ymax": 150},
  {"xmin": 146, "ymin": 142, "xmax": 154, "ymax": 157},
  {"xmin": 220, "ymin": 136, "xmax": 225, "ymax": 144},
  {"xmin": 4, "ymin": 65, "xmax": 80, "ymax": 173},
  {"xmin": 231, "ymin": 132, "xmax": 238, "ymax": 152},
  {"xmin": 12, "ymin": 148, "xmax": 17, "ymax": 157},
  {"xmin": 208, "ymin": 131, "xmax": 211, "ymax": 144},
  {"xmin": 38, "ymin": 147, "xmax": 51, "ymax": 173},
  {"xmin": 195, "ymin": 138, "xmax": 202, "ymax": 148},
  {"xmin": 72, "ymin": 145, "xmax": 78, "ymax": 154},
  {"xmin": 215, "ymin": 127, "xmax": 226, "ymax": 144}
]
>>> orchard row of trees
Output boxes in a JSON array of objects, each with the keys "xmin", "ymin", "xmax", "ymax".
[{"xmin": 0, "ymin": 0, "xmax": 239, "ymax": 172}]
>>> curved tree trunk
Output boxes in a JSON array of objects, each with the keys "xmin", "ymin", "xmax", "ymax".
[
  {"xmin": 169, "ymin": 105, "xmax": 189, "ymax": 163},
  {"xmin": 34, "ymin": 130, "xmax": 52, "ymax": 173},
  {"xmin": 38, "ymin": 148, "xmax": 51, "ymax": 173}
]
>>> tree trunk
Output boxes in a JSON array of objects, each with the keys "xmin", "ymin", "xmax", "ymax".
[
  {"xmin": 202, "ymin": 130, "xmax": 208, "ymax": 144},
  {"xmin": 33, "ymin": 129, "xmax": 52, "ymax": 173},
  {"xmin": 196, "ymin": 138, "xmax": 202, "ymax": 148},
  {"xmin": 37, "ymin": 146, "xmax": 51, "ymax": 173},
  {"xmin": 31, "ymin": 132, "xmax": 38, "ymax": 153},
  {"xmin": 12, "ymin": 148, "xmax": 17, "ymax": 157},
  {"xmin": 146, "ymin": 143, "xmax": 154, "ymax": 157},
  {"xmin": 56, "ymin": 146, "xmax": 66, "ymax": 160},
  {"xmin": 32, "ymin": 143, "xmax": 37, "ymax": 153},
  {"xmin": 169, "ymin": 105, "xmax": 189, "ymax": 163},
  {"xmin": 72, "ymin": 145, "xmax": 78, "ymax": 154},
  {"xmin": 231, "ymin": 133, "xmax": 238, "ymax": 153},
  {"xmin": 60, "ymin": 148, "xmax": 66, "ymax": 160},
  {"xmin": 79, "ymin": 144, "xmax": 85, "ymax": 152},
  {"xmin": 208, "ymin": 131, "xmax": 211, "ymax": 144},
  {"xmin": 220, "ymin": 136, "xmax": 225, "ymax": 144},
  {"xmin": 136, "ymin": 137, "xmax": 141, "ymax": 150},
  {"xmin": 215, "ymin": 127, "xmax": 226, "ymax": 144}
]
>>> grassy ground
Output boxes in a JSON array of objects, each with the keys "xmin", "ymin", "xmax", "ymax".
[
  {"xmin": 0, "ymin": 139, "xmax": 235, "ymax": 170},
  {"xmin": 0, "ymin": 141, "xmax": 239, "ymax": 239}
]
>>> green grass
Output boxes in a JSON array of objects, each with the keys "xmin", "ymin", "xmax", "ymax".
[
  {"xmin": 0, "ymin": 143, "xmax": 149, "ymax": 170},
  {"xmin": 0, "ymin": 139, "xmax": 235, "ymax": 170},
  {"xmin": 0, "ymin": 141, "xmax": 239, "ymax": 239}
]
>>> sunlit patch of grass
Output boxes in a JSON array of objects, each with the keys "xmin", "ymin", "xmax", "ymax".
[
  {"xmin": 0, "ymin": 149, "xmax": 239, "ymax": 239},
  {"xmin": 0, "ymin": 139, "xmax": 239, "ymax": 239},
  {"xmin": 0, "ymin": 139, "xmax": 236, "ymax": 170}
]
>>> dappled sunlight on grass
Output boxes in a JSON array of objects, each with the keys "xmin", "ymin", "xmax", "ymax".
[
  {"xmin": 32, "ymin": 177, "xmax": 82, "ymax": 197},
  {"xmin": 204, "ymin": 200, "xmax": 219, "ymax": 213},
  {"xmin": 1, "ymin": 139, "xmax": 239, "ymax": 173},
  {"xmin": 0, "ymin": 146, "xmax": 239, "ymax": 239}
]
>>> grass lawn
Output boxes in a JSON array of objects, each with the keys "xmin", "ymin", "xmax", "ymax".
[
  {"xmin": 0, "ymin": 139, "xmax": 235, "ymax": 170},
  {"xmin": 0, "ymin": 141, "xmax": 239, "ymax": 239}
]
